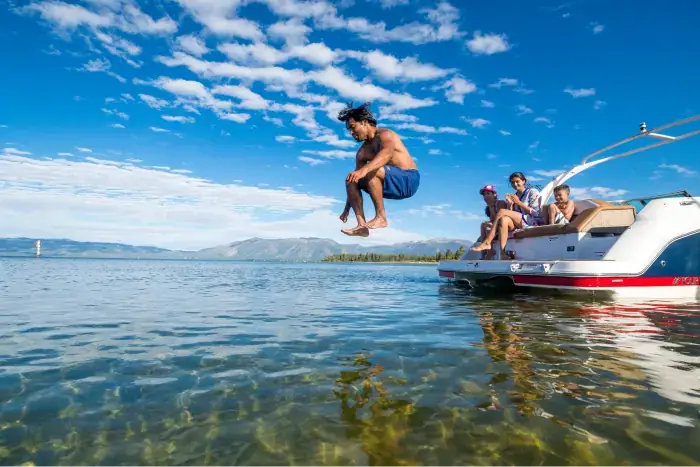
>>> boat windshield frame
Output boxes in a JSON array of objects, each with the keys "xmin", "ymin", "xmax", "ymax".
[
  {"xmin": 537, "ymin": 115, "xmax": 700, "ymax": 207},
  {"xmin": 621, "ymin": 190, "xmax": 693, "ymax": 206}
]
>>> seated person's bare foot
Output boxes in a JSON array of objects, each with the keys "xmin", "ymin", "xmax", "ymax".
[
  {"xmin": 341, "ymin": 225, "xmax": 370, "ymax": 237},
  {"xmin": 470, "ymin": 242, "xmax": 492, "ymax": 252},
  {"xmin": 366, "ymin": 217, "xmax": 389, "ymax": 229}
]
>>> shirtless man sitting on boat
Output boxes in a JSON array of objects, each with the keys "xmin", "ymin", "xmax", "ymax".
[
  {"xmin": 337, "ymin": 102, "xmax": 420, "ymax": 237},
  {"xmin": 542, "ymin": 184, "xmax": 576, "ymax": 225}
]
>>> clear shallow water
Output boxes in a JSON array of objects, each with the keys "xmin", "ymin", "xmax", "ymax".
[{"xmin": 1, "ymin": 258, "xmax": 699, "ymax": 466}]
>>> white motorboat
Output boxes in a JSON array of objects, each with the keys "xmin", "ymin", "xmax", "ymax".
[{"xmin": 437, "ymin": 116, "xmax": 700, "ymax": 299}]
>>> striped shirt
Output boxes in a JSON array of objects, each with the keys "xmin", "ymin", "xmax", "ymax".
[{"xmin": 512, "ymin": 185, "xmax": 541, "ymax": 216}]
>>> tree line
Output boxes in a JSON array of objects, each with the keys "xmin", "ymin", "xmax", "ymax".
[{"xmin": 323, "ymin": 246, "xmax": 466, "ymax": 263}]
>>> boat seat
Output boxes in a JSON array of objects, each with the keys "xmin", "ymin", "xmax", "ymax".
[{"xmin": 512, "ymin": 199, "xmax": 636, "ymax": 239}]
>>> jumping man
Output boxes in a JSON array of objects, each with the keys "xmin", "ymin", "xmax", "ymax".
[{"xmin": 337, "ymin": 102, "xmax": 420, "ymax": 237}]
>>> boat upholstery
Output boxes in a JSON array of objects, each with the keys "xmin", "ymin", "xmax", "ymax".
[{"xmin": 512, "ymin": 199, "xmax": 636, "ymax": 239}]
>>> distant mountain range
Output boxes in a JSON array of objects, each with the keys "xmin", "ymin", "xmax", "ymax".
[{"xmin": 0, "ymin": 237, "xmax": 473, "ymax": 261}]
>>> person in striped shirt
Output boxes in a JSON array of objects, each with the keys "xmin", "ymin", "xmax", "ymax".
[{"xmin": 470, "ymin": 172, "xmax": 541, "ymax": 258}]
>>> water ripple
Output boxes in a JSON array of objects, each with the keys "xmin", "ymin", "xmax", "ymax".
[{"xmin": 0, "ymin": 258, "xmax": 698, "ymax": 465}]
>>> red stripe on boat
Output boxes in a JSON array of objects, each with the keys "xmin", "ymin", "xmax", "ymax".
[
  {"xmin": 512, "ymin": 275, "xmax": 700, "ymax": 287},
  {"xmin": 438, "ymin": 270, "xmax": 455, "ymax": 278}
]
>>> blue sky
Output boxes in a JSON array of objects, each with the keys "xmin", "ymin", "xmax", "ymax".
[{"xmin": 1, "ymin": 0, "xmax": 699, "ymax": 250}]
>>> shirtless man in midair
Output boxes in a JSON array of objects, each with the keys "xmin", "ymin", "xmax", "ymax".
[{"xmin": 337, "ymin": 102, "xmax": 421, "ymax": 237}]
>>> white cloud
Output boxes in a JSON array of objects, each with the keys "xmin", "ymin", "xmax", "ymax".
[
  {"xmin": 57, "ymin": 152, "xmax": 74, "ymax": 157},
  {"xmin": 101, "ymin": 107, "xmax": 129, "ymax": 120},
  {"xmin": 564, "ymin": 87, "xmax": 596, "ymax": 98},
  {"xmin": 92, "ymin": 30, "xmax": 142, "ymax": 67},
  {"xmin": 23, "ymin": 0, "xmax": 178, "ymax": 65},
  {"xmin": 175, "ymin": 34, "xmax": 210, "ymax": 56},
  {"xmin": 466, "ymin": 31, "xmax": 511, "ymax": 55},
  {"xmin": 287, "ymin": 42, "xmax": 338, "ymax": 67},
  {"xmin": 434, "ymin": 75, "xmax": 477, "ymax": 104},
  {"xmin": 298, "ymin": 156, "xmax": 327, "ymax": 166},
  {"xmin": 173, "ymin": 0, "xmax": 263, "ymax": 40},
  {"xmin": 211, "ymin": 84, "xmax": 271, "ymax": 110},
  {"xmin": 150, "ymin": 126, "xmax": 171, "ymax": 133},
  {"xmin": 308, "ymin": 66, "xmax": 437, "ymax": 112},
  {"xmin": 155, "ymin": 51, "xmax": 308, "ymax": 90},
  {"xmin": 311, "ymin": 0, "xmax": 465, "ymax": 45},
  {"xmin": 0, "ymin": 153, "xmax": 425, "ymax": 249},
  {"xmin": 658, "ymin": 164, "xmax": 697, "ymax": 176},
  {"xmin": 276, "ymin": 135, "xmax": 296, "ymax": 143},
  {"xmin": 499, "ymin": 129, "xmax": 511, "ymax": 136},
  {"xmin": 78, "ymin": 58, "xmax": 126, "ymax": 83},
  {"xmin": 487, "ymin": 153, "xmax": 498, "ymax": 159},
  {"xmin": 534, "ymin": 116, "xmax": 554, "ymax": 128},
  {"xmin": 516, "ymin": 105, "xmax": 533, "ymax": 115},
  {"xmin": 404, "ymin": 203, "xmax": 481, "ymax": 221},
  {"xmin": 76, "ymin": 147, "xmax": 92, "ymax": 153},
  {"xmin": 590, "ymin": 22, "xmax": 605, "ymax": 34},
  {"xmin": 111, "ymin": 123, "xmax": 126, "ymax": 128},
  {"xmin": 139, "ymin": 94, "xmax": 170, "ymax": 110},
  {"xmin": 217, "ymin": 41, "xmax": 286, "ymax": 66},
  {"xmin": 24, "ymin": 1, "xmax": 112, "ymax": 30},
  {"xmin": 302, "ymin": 149, "xmax": 355, "ymax": 159},
  {"xmin": 344, "ymin": 50, "xmax": 453, "ymax": 81},
  {"xmin": 162, "ymin": 115, "xmax": 196, "ymax": 124},
  {"xmin": 533, "ymin": 169, "xmax": 565, "ymax": 178},
  {"xmin": 481, "ymin": 99, "xmax": 495, "ymax": 108},
  {"xmin": 394, "ymin": 123, "xmax": 468, "ymax": 135},
  {"xmin": 488, "ymin": 77, "xmax": 518, "ymax": 88},
  {"xmin": 268, "ymin": 18, "xmax": 311, "ymax": 46},
  {"xmin": 311, "ymin": 133, "xmax": 356, "ymax": 149},
  {"xmin": 145, "ymin": 76, "xmax": 256, "ymax": 124},
  {"xmin": 428, "ymin": 149, "xmax": 443, "ymax": 155},
  {"xmin": 463, "ymin": 117, "xmax": 490, "ymax": 129},
  {"xmin": 377, "ymin": 0, "xmax": 409, "ymax": 7},
  {"xmin": 380, "ymin": 112, "xmax": 418, "ymax": 123},
  {"xmin": 594, "ymin": 100, "xmax": 607, "ymax": 110},
  {"xmin": 3, "ymin": 147, "xmax": 32, "ymax": 156},
  {"xmin": 571, "ymin": 186, "xmax": 627, "ymax": 199}
]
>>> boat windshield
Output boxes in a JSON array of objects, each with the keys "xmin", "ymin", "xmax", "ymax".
[{"xmin": 619, "ymin": 190, "xmax": 693, "ymax": 212}]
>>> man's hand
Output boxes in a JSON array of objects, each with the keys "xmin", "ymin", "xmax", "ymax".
[
  {"xmin": 339, "ymin": 210, "xmax": 349, "ymax": 223},
  {"xmin": 346, "ymin": 167, "xmax": 368, "ymax": 184}
]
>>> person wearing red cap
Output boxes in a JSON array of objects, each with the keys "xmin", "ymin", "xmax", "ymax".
[
  {"xmin": 471, "ymin": 171, "xmax": 542, "ymax": 258},
  {"xmin": 477, "ymin": 184, "xmax": 507, "ymax": 259}
]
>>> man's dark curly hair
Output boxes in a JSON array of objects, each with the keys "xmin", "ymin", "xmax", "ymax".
[{"xmin": 337, "ymin": 101, "xmax": 377, "ymax": 128}]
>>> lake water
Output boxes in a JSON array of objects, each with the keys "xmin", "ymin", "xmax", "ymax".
[{"xmin": 1, "ymin": 258, "xmax": 699, "ymax": 465}]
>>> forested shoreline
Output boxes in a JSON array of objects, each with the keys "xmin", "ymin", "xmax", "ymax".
[{"xmin": 323, "ymin": 246, "xmax": 466, "ymax": 263}]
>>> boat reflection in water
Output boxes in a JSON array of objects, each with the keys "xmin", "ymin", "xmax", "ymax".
[{"xmin": 435, "ymin": 285, "xmax": 699, "ymax": 465}]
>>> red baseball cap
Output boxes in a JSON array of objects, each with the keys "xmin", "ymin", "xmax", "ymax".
[{"xmin": 479, "ymin": 184, "xmax": 497, "ymax": 195}]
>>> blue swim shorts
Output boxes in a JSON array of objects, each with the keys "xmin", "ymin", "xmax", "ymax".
[{"xmin": 382, "ymin": 166, "xmax": 420, "ymax": 200}]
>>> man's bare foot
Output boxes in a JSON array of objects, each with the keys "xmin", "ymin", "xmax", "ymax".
[
  {"xmin": 470, "ymin": 242, "xmax": 492, "ymax": 252},
  {"xmin": 366, "ymin": 217, "xmax": 389, "ymax": 229},
  {"xmin": 341, "ymin": 225, "xmax": 370, "ymax": 237}
]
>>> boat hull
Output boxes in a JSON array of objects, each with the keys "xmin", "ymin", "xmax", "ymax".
[{"xmin": 439, "ymin": 268, "xmax": 700, "ymax": 299}]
